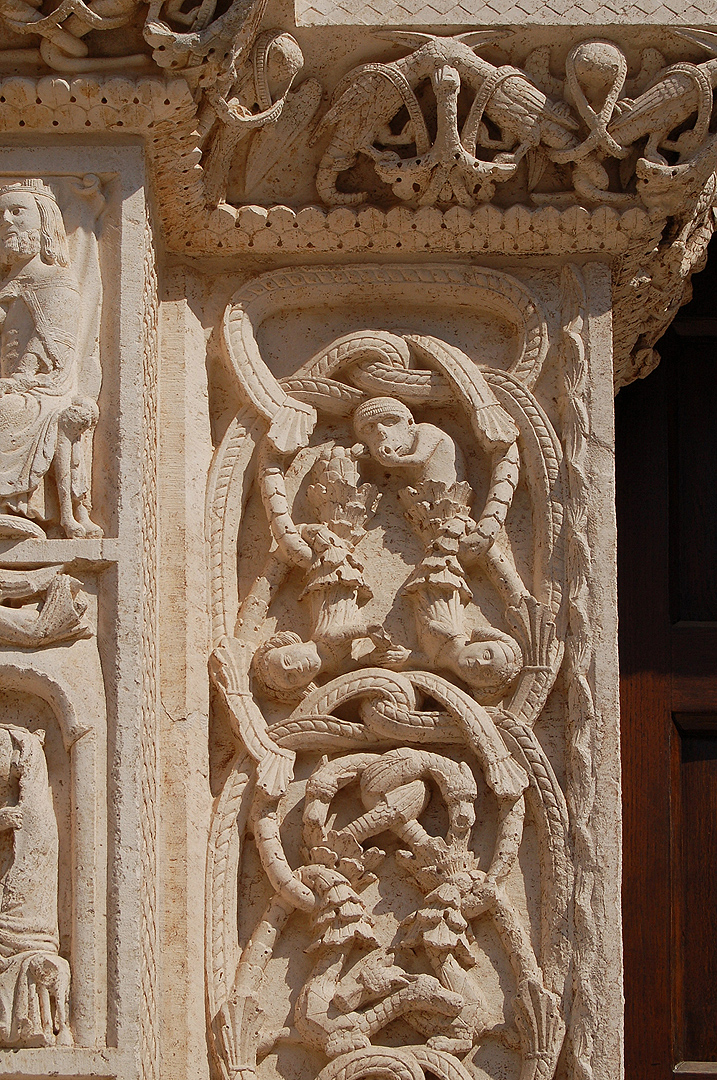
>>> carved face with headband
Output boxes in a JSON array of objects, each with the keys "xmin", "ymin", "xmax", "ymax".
[
  {"xmin": 353, "ymin": 397, "xmax": 416, "ymax": 465},
  {"xmin": 252, "ymin": 632, "xmax": 322, "ymax": 701}
]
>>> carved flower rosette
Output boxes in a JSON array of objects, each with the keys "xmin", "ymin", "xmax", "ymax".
[{"xmin": 206, "ymin": 264, "xmax": 587, "ymax": 1080}]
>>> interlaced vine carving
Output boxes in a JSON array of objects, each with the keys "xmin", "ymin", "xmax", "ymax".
[{"xmin": 204, "ymin": 261, "xmax": 611, "ymax": 1080}]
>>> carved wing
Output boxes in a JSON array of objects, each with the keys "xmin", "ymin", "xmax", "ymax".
[
  {"xmin": 311, "ymin": 67, "xmax": 409, "ymax": 145},
  {"xmin": 245, "ymin": 78, "xmax": 323, "ymax": 193}
]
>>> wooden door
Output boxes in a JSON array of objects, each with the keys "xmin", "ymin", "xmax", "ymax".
[{"xmin": 617, "ymin": 253, "xmax": 717, "ymax": 1080}]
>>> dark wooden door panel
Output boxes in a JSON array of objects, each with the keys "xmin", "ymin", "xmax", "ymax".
[
  {"xmin": 673, "ymin": 348, "xmax": 717, "ymax": 623},
  {"xmin": 617, "ymin": 358, "xmax": 674, "ymax": 1079},
  {"xmin": 618, "ymin": 246, "xmax": 717, "ymax": 1080},
  {"xmin": 675, "ymin": 720, "xmax": 717, "ymax": 1063}
]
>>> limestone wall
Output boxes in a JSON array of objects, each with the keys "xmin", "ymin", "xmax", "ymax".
[{"xmin": 0, "ymin": 7, "xmax": 712, "ymax": 1080}]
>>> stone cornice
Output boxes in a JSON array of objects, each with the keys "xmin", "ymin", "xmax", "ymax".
[
  {"xmin": 0, "ymin": 70, "xmax": 709, "ymax": 390},
  {"xmin": 0, "ymin": 74, "xmax": 664, "ymax": 255}
]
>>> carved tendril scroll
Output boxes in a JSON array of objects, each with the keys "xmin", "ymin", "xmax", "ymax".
[{"xmin": 206, "ymin": 263, "xmax": 595, "ymax": 1080}]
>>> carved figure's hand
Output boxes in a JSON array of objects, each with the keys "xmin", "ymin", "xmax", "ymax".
[
  {"xmin": 460, "ymin": 526, "xmax": 495, "ymax": 563},
  {"xmin": 11, "ymin": 372, "xmax": 38, "ymax": 391},
  {"xmin": 378, "ymin": 644, "xmax": 412, "ymax": 669},
  {"xmin": 375, "ymin": 445, "xmax": 401, "ymax": 464},
  {"xmin": 0, "ymin": 806, "xmax": 22, "ymax": 831},
  {"xmin": 467, "ymin": 873, "xmax": 499, "ymax": 915},
  {"xmin": 368, "ymin": 629, "xmax": 411, "ymax": 669}
]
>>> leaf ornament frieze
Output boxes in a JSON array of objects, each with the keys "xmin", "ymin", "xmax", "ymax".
[{"xmin": 204, "ymin": 263, "xmax": 599, "ymax": 1080}]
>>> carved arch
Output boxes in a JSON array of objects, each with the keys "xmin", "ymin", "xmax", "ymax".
[{"xmin": 0, "ymin": 662, "xmax": 90, "ymax": 749}]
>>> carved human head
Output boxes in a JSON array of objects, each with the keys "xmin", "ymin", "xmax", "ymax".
[
  {"xmin": 252, "ymin": 632, "xmax": 322, "ymax": 701},
  {"xmin": 353, "ymin": 397, "xmax": 415, "ymax": 460},
  {"xmin": 454, "ymin": 629, "xmax": 523, "ymax": 699},
  {"xmin": 0, "ymin": 180, "xmax": 70, "ymax": 268}
]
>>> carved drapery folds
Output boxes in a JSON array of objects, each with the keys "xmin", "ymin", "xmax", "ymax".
[
  {"xmin": 0, "ymin": 177, "xmax": 101, "ymax": 1054},
  {"xmin": 0, "ymin": 177, "xmax": 103, "ymax": 540},
  {"xmin": 205, "ymin": 263, "xmax": 617, "ymax": 1080},
  {"xmin": 0, "ymin": 723, "xmax": 71, "ymax": 1047},
  {"xmin": 0, "ymin": 157, "xmax": 153, "ymax": 1070}
]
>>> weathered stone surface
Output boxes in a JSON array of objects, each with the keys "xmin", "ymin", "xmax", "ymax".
[
  {"xmin": 200, "ymin": 258, "xmax": 622, "ymax": 1080},
  {"xmin": 0, "ymin": 3, "xmax": 711, "ymax": 1080}
]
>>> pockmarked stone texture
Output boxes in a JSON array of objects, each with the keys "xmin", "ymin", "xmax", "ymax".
[
  {"xmin": 295, "ymin": 0, "xmax": 717, "ymax": 27},
  {"xmin": 205, "ymin": 259, "xmax": 620, "ymax": 1080},
  {"xmin": 0, "ymin": 0, "xmax": 712, "ymax": 1079}
]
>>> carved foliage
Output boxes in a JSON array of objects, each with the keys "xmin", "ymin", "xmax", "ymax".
[{"xmin": 206, "ymin": 264, "xmax": 586, "ymax": 1080}]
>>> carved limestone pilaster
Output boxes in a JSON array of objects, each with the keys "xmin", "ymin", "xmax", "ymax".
[{"xmin": 205, "ymin": 261, "xmax": 621, "ymax": 1080}]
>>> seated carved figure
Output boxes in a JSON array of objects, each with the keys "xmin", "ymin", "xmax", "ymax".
[
  {"xmin": 0, "ymin": 725, "xmax": 71, "ymax": 1047},
  {"xmin": 0, "ymin": 179, "xmax": 101, "ymax": 539}
]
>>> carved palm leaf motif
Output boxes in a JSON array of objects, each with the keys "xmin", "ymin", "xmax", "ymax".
[{"xmin": 206, "ymin": 263, "xmax": 582, "ymax": 1080}]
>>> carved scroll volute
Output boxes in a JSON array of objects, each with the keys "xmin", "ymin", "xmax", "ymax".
[{"xmin": 205, "ymin": 262, "xmax": 584, "ymax": 1080}]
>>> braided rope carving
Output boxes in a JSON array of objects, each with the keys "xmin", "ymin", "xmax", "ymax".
[
  {"xmin": 317, "ymin": 1047, "xmax": 425, "ymax": 1080},
  {"xmin": 223, "ymin": 264, "xmax": 548, "ymax": 398},
  {"xmin": 139, "ymin": 207, "xmax": 159, "ymax": 1080},
  {"xmin": 496, "ymin": 715, "xmax": 572, "ymax": 993},
  {"xmin": 557, "ymin": 265, "xmax": 600, "ymax": 1080}
]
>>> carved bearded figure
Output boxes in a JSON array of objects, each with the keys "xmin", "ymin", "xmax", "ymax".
[
  {"xmin": 0, "ymin": 180, "xmax": 101, "ymax": 539},
  {"xmin": 0, "ymin": 725, "xmax": 71, "ymax": 1047}
]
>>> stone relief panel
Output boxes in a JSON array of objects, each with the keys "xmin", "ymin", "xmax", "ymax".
[
  {"xmin": 0, "ymin": 0, "xmax": 321, "ymax": 209},
  {"xmin": 0, "ymin": 721, "xmax": 71, "ymax": 1047},
  {"xmin": 0, "ymin": 167, "xmax": 111, "ymax": 1059},
  {"xmin": 0, "ymin": 18, "xmax": 712, "ymax": 392},
  {"xmin": 0, "ymin": 175, "xmax": 105, "ymax": 540},
  {"xmin": 311, "ymin": 30, "xmax": 717, "ymax": 214},
  {"xmin": 206, "ymin": 264, "xmax": 620, "ymax": 1080},
  {"xmin": 0, "ymin": 579, "xmax": 107, "ymax": 1052},
  {"xmin": 0, "ymin": 665, "xmax": 101, "ymax": 1050},
  {"xmin": 0, "ymin": 146, "xmax": 159, "ymax": 1080},
  {"xmin": 0, "ymin": 565, "xmax": 90, "ymax": 646}
]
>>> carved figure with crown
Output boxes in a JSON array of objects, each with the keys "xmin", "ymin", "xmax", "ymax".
[{"xmin": 0, "ymin": 179, "xmax": 102, "ymax": 540}]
